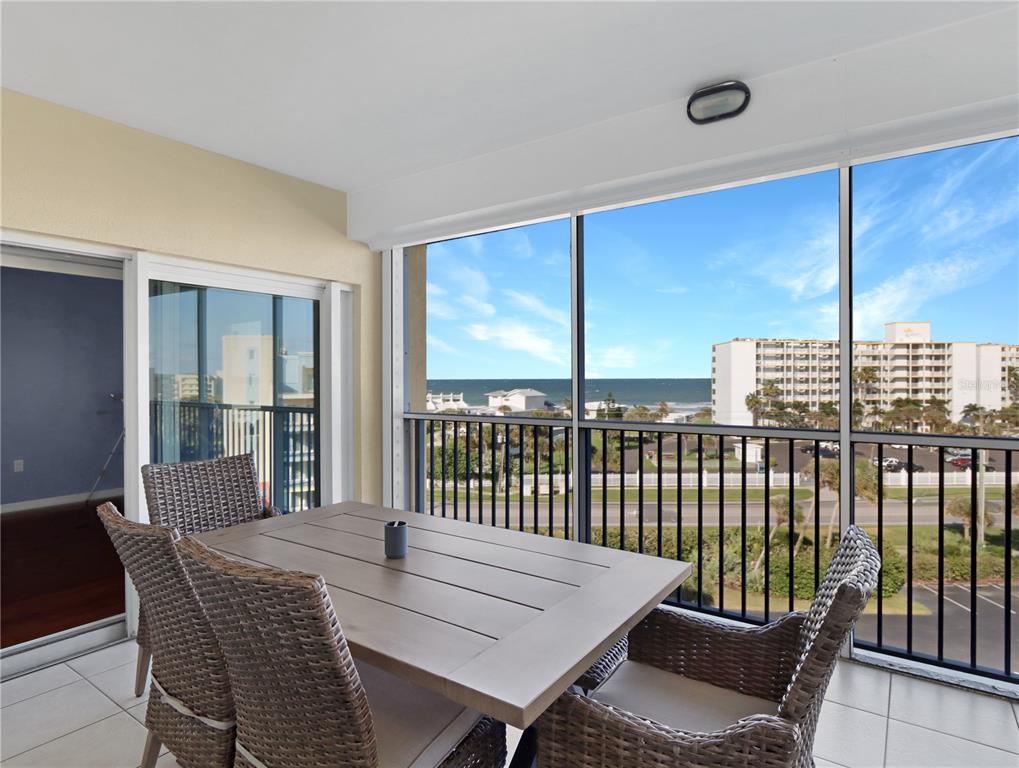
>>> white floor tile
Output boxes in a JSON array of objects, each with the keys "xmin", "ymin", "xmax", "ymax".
[
  {"xmin": 0, "ymin": 679, "xmax": 120, "ymax": 760},
  {"xmin": 87, "ymin": 661, "xmax": 148, "ymax": 708},
  {"xmin": 2, "ymin": 712, "xmax": 148, "ymax": 768},
  {"xmin": 825, "ymin": 661, "xmax": 891, "ymax": 716},
  {"xmin": 66, "ymin": 641, "xmax": 138, "ymax": 679},
  {"xmin": 1, "ymin": 664, "xmax": 82, "ymax": 708},
  {"xmin": 888, "ymin": 674, "xmax": 1019, "ymax": 754},
  {"xmin": 125, "ymin": 701, "xmax": 147, "ymax": 725},
  {"xmin": 884, "ymin": 718, "xmax": 1018, "ymax": 768},
  {"xmin": 814, "ymin": 759, "xmax": 851, "ymax": 768},
  {"xmin": 813, "ymin": 700, "xmax": 887, "ymax": 768},
  {"xmin": 154, "ymin": 753, "xmax": 179, "ymax": 766}
]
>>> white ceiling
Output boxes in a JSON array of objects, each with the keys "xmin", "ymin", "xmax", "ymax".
[{"xmin": 2, "ymin": 1, "xmax": 1011, "ymax": 197}]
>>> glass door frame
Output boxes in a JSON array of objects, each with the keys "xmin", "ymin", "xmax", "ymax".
[{"xmin": 1, "ymin": 229, "xmax": 355, "ymax": 651}]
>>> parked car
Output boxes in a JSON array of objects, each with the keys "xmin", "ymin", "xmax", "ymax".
[
  {"xmin": 902, "ymin": 462, "xmax": 925, "ymax": 472},
  {"xmin": 872, "ymin": 456, "xmax": 900, "ymax": 469},
  {"xmin": 949, "ymin": 456, "xmax": 971, "ymax": 468}
]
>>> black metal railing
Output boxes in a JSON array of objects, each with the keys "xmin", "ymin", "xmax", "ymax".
[
  {"xmin": 410, "ymin": 414, "xmax": 571, "ymax": 538},
  {"xmin": 151, "ymin": 400, "xmax": 318, "ymax": 513},
  {"xmin": 852, "ymin": 440, "xmax": 1017, "ymax": 683},
  {"xmin": 408, "ymin": 414, "xmax": 1017, "ymax": 684}
]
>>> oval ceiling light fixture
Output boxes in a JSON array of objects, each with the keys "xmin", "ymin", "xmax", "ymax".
[{"xmin": 687, "ymin": 80, "xmax": 750, "ymax": 124}]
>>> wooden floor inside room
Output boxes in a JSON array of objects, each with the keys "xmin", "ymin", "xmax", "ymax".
[{"xmin": 1, "ymin": 494, "xmax": 125, "ymax": 648}]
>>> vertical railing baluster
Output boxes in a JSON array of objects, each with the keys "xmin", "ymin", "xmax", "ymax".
[
  {"xmin": 619, "ymin": 430, "xmax": 626, "ymax": 551},
  {"xmin": 697, "ymin": 433, "xmax": 703, "ymax": 608},
  {"xmin": 429, "ymin": 420, "xmax": 435, "ymax": 516},
  {"xmin": 814, "ymin": 441, "xmax": 820, "ymax": 594},
  {"xmin": 1005, "ymin": 450, "xmax": 1013, "ymax": 678},
  {"xmin": 788, "ymin": 439, "xmax": 794, "ymax": 614},
  {"xmin": 741, "ymin": 436, "xmax": 747, "ymax": 618},
  {"xmin": 492, "ymin": 425, "xmax": 498, "ymax": 527},
  {"xmin": 678, "ymin": 433, "xmax": 684, "ymax": 602},
  {"xmin": 764, "ymin": 437, "xmax": 771, "ymax": 622},
  {"xmin": 877, "ymin": 442, "xmax": 884, "ymax": 647},
  {"xmin": 452, "ymin": 421, "xmax": 459, "ymax": 520},
  {"xmin": 719, "ymin": 435, "xmax": 726, "ymax": 614},
  {"xmin": 938, "ymin": 446, "xmax": 944, "ymax": 663},
  {"xmin": 564, "ymin": 428, "xmax": 570, "ymax": 540},
  {"xmin": 638, "ymin": 431, "xmax": 645, "ymax": 554},
  {"xmin": 969, "ymin": 446, "xmax": 978, "ymax": 668},
  {"xmin": 478, "ymin": 424, "xmax": 485, "ymax": 526},
  {"xmin": 908, "ymin": 444, "xmax": 914, "ymax": 655},
  {"xmin": 440, "ymin": 420, "xmax": 447, "ymax": 518},
  {"xmin": 533, "ymin": 425, "xmax": 539, "ymax": 534},
  {"xmin": 504, "ymin": 424, "xmax": 511, "ymax": 529},
  {"xmin": 601, "ymin": 429, "xmax": 607, "ymax": 548},
  {"xmin": 518, "ymin": 425, "xmax": 525, "ymax": 531},
  {"xmin": 547, "ymin": 425, "xmax": 554, "ymax": 537},
  {"xmin": 657, "ymin": 432, "xmax": 663, "ymax": 558},
  {"xmin": 465, "ymin": 423, "xmax": 472, "ymax": 523}
]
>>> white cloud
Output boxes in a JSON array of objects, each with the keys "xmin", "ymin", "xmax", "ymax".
[
  {"xmin": 588, "ymin": 345, "xmax": 637, "ymax": 370},
  {"xmin": 853, "ymin": 251, "xmax": 1006, "ymax": 339},
  {"xmin": 453, "ymin": 265, "xmax": 490, "ymax": 297},
  {"xmin": 463, "ymin": 321, "xmax": 564, "ymax": 364},
  {"xmin": 655, "ymin": 285, "xmax": 688, "ymax": 295},
  {"xmin": 426, "ymin": 282, "xmax": 445, "ymax": 296},
  {"xmin": 502, "ymin": 289, "xmax": 569, "ymax": 329},
  {"xmin": 427, "ymin": 334, "xmax": 461, "ymax": 356},
  {"xmin": 427, "ymin": 299, "xmax": 458, "ymax": 320},
  {"xmin": 761, "ymin": 223, "xmax": 838, "ymax": 301},
  {"xmin": 460, "ymin": 295, "xmax": 496, "ymax": 317}
]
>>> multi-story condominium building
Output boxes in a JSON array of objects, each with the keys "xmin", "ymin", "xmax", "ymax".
[{"xmin": 712, "ymin": 322, "xmax": 1019, "ymax": 426}]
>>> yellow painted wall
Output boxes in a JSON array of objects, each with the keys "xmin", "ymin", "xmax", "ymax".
[{"xmin": 1, "ymin": 88, "xmax": 382, "ymax": 502}]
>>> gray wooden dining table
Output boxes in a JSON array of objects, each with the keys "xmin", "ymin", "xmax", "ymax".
[{"xmin": 194, "ymin": 500, "xmax": 691, "ymax": 729}]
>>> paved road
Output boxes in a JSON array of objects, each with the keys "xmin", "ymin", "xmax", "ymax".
[{"xmin": 856, "ymin": 583, "xmax": 1017, "ymax": 672}]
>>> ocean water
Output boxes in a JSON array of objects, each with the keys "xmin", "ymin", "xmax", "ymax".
[{"xmin": 427, "ymin": 378, "xmax": 711, "ymax": 410}]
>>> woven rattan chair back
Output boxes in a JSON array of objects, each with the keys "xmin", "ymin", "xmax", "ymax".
[
  {"xmin": 178, "ymin": 536, "xmax": 378, "ymax": 768},
  {"xmin": 141, "ymin": 453, "xmax": 266, "ymax": 534},
  {"xmin": 779, "ymin": 525, "xmax": 880, "ymax": 751},
  {"xmin": 97, "ymin": 503, "xmax": 234, "ymax": 767}
]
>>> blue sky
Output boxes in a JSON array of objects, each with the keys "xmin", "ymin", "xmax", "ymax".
[{"xmin": 426, "ymin": 136, "xmax": 1017, "ymax": 379}]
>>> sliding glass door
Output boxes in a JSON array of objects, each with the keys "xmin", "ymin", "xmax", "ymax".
[{"xmin": 149, "ymin": 280, "xmax": 319, "ymax": 512}]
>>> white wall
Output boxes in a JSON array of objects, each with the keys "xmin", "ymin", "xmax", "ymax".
[
  {"xmin": 349, "ymin": 9, "xmax": 1018, "ymax": 248},
  {"xmin": 713, "ymin": 340, "xmax": 757, "ymax": 425}
]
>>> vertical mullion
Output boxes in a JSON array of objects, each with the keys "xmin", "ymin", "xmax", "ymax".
[
  {"xmin": 719, "ymin": 435, "xmax": 725, "ymax": 614},
  {"xmin": 657, "ymin": 432, "xmax": 663, "ymax": 558},
  {"xmin": 788, "ymin": 438, "xmax": 795, "ymax": 614},
  {"xmin": 877, "ymin": 442, "xmax": 884, "ymax": 647},
  {"xmin": 638, "ymin": 431, "xmax": 645, "ymax": 554},
  {"xmin": 678, "ymin": 434, "xmax": 684, "ymax": 602},
  {"xmin": 601, "ymin": 429, "xmax": 607, "ymax": 547},
  {"xmin": 764, "ymin": 437, "xmax": 771, "ymax": 622},
  {"xmin": 969, "ymin": 447, "xmax": 978, "ymax": 668},
  {"xmin": 696, "ymin": 433, "xmax": 703, "ymax": 609},
  {"xmin": 741, "ymin": 435, "xmax": 747, "ymax": 618}
]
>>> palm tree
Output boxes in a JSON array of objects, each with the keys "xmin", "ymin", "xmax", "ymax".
[
  {"xmin": 751, "ymin": 492, "xmax": 805, "ymax": 571},
  {"xmin": 922, "ymin": 397, "xmax": 950, "ymax": 432},
  {"xmin": 655, "ymin": 400, "xmax": 670, "ymax": 422},
  {"xmin": 961, "ymin": 403, "xmax": 987, "ymax": 434},
  {"xmin": 1007, "ymin": 366, "xmax": 1019, "ymax": 403},
  {"xmin": 745, "ymin": 393, "xmax": 765, "ymax": 427},
  {"xmin": 852, "ymin": 367, "xmax": 878, "ymax": 427},
  {"xmin": 947, "ymin": 496, "xmax": 993, "ymax": 543}
]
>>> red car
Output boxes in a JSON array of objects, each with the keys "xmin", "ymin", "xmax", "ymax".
[{"xmin": 949, "ymin": 456, "xmax": 971, "ymax": 468}]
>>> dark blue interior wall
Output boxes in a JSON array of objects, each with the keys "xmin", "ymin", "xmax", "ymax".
[{"xmin": 1, "ymin": 266, "xmax": 123, "ymax": 504}]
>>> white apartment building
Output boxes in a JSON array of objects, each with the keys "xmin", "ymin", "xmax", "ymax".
[
  {"xmin": 485, "ymin": 388, "xmax": 547, "ymax": 412},
  {"xmin": 712, "ymin": 322, "xmax": 1019, "ymax": 426}
]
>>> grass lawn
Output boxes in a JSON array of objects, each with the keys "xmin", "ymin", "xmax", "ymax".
[
  {"xmin": 882, "ymin": 486, "xmax": 1006, "ymax": 501},
  {"xmin": 428, "ymin": 487, "xmax": 814, "ymax": 504}
]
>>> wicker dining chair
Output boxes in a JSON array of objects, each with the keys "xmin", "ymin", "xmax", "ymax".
[
  {"xmin": 178, "ymin": 536, "xmax": 506, "ymax": 768},
  {"xmin": 537, "ymin": 525, "xmax": 880, "ymax": 768},
  {"xmin": 133, "ymin": 453, "xmax": 279, "ymax": 696},
  {"xmin": 97, "ymin": 503, "xmax": 234, "ymax": 768}
]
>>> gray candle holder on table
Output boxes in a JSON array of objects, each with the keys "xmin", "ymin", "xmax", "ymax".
[{"xmin": 384, "ymin": 520, "xmax": 408, "ymax": 558}]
